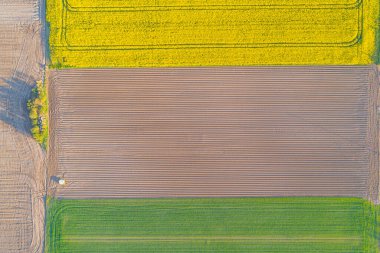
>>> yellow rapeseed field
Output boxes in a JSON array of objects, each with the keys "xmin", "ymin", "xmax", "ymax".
[{"xmin": 47, "ymin": 0, "xmax": 379, "ymax": 67}]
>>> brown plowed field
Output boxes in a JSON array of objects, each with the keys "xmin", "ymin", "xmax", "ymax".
[
  {"xmin": 49, "ymin": 67, "xmax": 379, "ymax": 201},
  {"xmin": 0, "ymin": 0, "xmax": 46, "ymax": 252}
]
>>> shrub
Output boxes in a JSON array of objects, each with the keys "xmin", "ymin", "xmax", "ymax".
[{"xmin": 27, "ymin": 80, "xmax": 48, "ymax": 149}]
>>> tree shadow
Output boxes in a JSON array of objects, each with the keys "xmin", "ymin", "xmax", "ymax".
[{"xmin": 0, "ymin": 72, "xmax": 34, "ymax": 136}]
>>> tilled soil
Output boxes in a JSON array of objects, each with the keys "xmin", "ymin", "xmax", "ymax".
[
  {"xmin": 0, "ymin": 0, "xmax": 46, "ymax": 252},
  {"xmin": 49, "ymin": 67, "xmax": 379, "ymax": 202}
]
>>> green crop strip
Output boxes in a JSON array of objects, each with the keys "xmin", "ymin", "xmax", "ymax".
[{"xmin": 46, "ymin": 197, "xmax": 379, "ymax": 252}]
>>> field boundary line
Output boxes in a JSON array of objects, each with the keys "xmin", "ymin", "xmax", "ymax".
[
  {"xmin": 59, "ymin": 0, "xmax": 363, "ymax": 50},
  {"xmin": 64, "ymin": 235, "xmax": 361, "ymax": 242},
  {"xmin": 64, "ymin": 0, "xmax": 363, "ymax": 11}
]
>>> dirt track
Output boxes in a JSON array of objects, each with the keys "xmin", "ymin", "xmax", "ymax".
[
  {"xmin": 0, "ymin": 0, "xmax": 46, "ymax": 252},
  {"xmin": 49, "ymin": 67, "xmax": 379, "ymax": 202}
]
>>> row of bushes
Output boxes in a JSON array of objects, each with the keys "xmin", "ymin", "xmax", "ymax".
[{"xmin": 27, "ymin": 80, "xmax": 48, "ymax": 149}]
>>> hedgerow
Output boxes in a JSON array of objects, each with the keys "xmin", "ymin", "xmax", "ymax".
[{"xmin": 27, "ymin": 80, "xmax": 48, "ymax": 149}]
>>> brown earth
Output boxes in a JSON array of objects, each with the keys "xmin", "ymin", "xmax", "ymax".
[
  {"xmin": 0, "ymin": 0, "xmax": 46, "ymax": 252},
  {"xmin": 49, "ymin": 67, "xmax": 379, "ymax": 202}
]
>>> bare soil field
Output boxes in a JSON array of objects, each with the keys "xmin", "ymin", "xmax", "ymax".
[
  {"xmin": 0, "ymin": 0, "xmax": 46, "ymax": 252},
  {"xmin": 49, "ymin": 67, "xmax": 379, "ymax": 202}
]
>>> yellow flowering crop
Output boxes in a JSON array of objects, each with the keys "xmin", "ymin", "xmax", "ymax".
[{"xmin": 47, "ymin": 0, "xmax": 379, "ymax": 67}]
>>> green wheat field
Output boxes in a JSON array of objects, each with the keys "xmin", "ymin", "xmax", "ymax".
[{"xmin": 46, "ymin": 197, "xmax": 379, "ymax": 253}]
